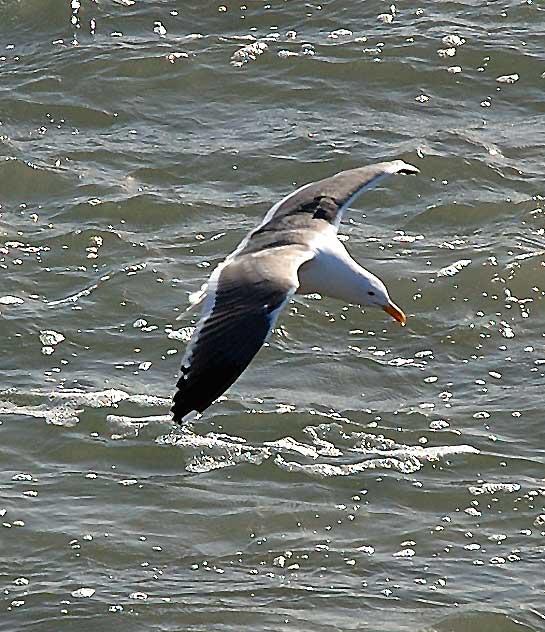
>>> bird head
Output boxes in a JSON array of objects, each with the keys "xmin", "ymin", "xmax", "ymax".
[{"xmin": 362, "ymin": 272, "xmax": 406, "ymax": 326}]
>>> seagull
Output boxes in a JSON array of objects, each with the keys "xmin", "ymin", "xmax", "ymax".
[{"xmin": 172, "ymin": 160, "xmax": 419, "ymax": 423}]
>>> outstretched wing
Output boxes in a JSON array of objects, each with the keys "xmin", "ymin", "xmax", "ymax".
[
  {"xmin": 241, "ymin": 160, "xmax": 419, "ymax": 251},
  {"xmin": 172, "ymin": 159, "xmax": 418, "ymax": 421},
  {"xmin": 183, "ymin": 160, "xmax": 419, "ymax": 313},
  {"xmin": 172, "ymin": 245, "xmax": 313, "ymax": 423}
]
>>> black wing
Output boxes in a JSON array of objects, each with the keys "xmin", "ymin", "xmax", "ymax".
[{"xmin": 172, "ymin": 245, "xmax": 312, "ymax": 422}]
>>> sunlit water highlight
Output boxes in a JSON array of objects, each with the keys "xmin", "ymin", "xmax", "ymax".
[{"xmin": 1, "ymin": 1, "xmax": 545, "ymax": 631}]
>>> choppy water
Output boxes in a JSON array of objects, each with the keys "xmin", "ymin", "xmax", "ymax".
[{"xmin": 1, "ymin": 1, "xmax": 545, "ymax": 630}]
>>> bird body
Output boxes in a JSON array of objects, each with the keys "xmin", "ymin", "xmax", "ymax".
[{"xmin": 172, "ymin": 160, "xmax": 419, "ymax": 423}]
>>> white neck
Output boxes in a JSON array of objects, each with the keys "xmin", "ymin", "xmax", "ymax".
[{"xmin": 297, "ymin": 233, "xmax": 380, "ymax": 304}]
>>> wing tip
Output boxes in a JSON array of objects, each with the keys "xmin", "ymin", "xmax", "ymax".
[
  {"xmin": 172, "ymin": 379, "xmax": 211, "ymax": 424},
  {"xmin": 389, "ymin": 159, "xmax": 420, "ymax": 176},
  {"xmin": 171, "ymin": 388, "xmax": 196, "ymax": 424},
  {"xmin": 170, "ymin": 401, "xmax": 188, "ymax": 425}
]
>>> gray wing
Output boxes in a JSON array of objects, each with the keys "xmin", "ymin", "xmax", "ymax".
[
  {"xmin": 239, "ymin": 160, "xmax": 419, "ymax": 256},
  {"xmin": 184, "ymin": 159, "xmax": 419, "ymax": 312},
  {"xmin": 172, "ymin": 245, "xmax": 312, "ymax": 423}
]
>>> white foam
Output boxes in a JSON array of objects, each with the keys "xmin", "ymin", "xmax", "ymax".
[
  {"xmin": 437, "ymin": 259, "xmax": 472, "ymax": 277},
  {"xmin": 39, "ymin": 330, "xmax": 65, "ymax": 346},
  {"xmin": 47, "ymin": 283, "xmax": 99, "ymax": 306},
  {"xmin": 0, "ymin": 401, "xmax": 80, "ymax": 426},
  {"xmin": 0, "ymin": 387, "xmax": 171, "ymax": 428},
  {"xmin": 468, "ymin": 482, "xmax": 520, "ymax": 495},
  {"xmin": 0, "ymin": 295, "xmax": 24, "ymax": 305},
  {"xmin": 157, "ymin": 429, "xmax": 270, "ymax": 473},
  {"xmin": 167, "ymin": 327, "xmax": 194, "ymax": 342},
  {"xmin": 350, "ymin": 443, "xmax": 479, "ymax": 461},
  {"xmin": 272, "ymin": 441, "xmax": 479, "ymax": 477},
  {"xmin": 155, "ymin": 419, "xmax": 479, "ymax": 477},
  {"xmin": 264, "ymin": 437, "xmax": 323, "ymax": 459},
  {"xmin": 274, "ymin": 454, "xmax": 423, "ymax": 476},
  {"xmin": 28, "ymin": 389, "xmax": 170, "ymax": 408},
  {"xmin": 71, "ymin": 587, "xmax": 95, "ymax": 598}
]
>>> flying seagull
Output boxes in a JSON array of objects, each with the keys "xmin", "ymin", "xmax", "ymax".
[{"xmin": 172, "ymin": 159, "xmax": 419, "ymax": 423}]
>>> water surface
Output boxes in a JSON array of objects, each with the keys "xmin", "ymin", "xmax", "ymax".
[{"xmin": 1, "ymin": 1, "xmax": 544, "ymax": 630}]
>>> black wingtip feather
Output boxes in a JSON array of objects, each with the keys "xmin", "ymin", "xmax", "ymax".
[{"xmin": 398, "ymin": 165, "xmax": 420, "ymax": 175}]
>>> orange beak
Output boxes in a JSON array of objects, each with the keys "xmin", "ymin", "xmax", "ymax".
[{"xmin": 383, "ymin": 301, "xmax": 407, "ymax": 326}]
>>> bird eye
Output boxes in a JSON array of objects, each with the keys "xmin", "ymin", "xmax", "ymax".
[{"xmin": 368, "ymin": 291, "xmax": 375, "ymax": 296}]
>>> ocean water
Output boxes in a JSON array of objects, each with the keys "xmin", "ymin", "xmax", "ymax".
[{"xmin": 1, "ymin": 1, "xmax": 544, "ymax": 630}]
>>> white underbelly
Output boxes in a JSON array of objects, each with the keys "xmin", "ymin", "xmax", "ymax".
[{"xmin": 297, "ymin": 238, "xmax": 371, "ymax": 304}]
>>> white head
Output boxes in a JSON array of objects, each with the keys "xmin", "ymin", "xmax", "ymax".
[
  {"xmin": 296, "ymin": 240, "xmax": 407, "ymax": 324},
  {"xmin": 361, "ymin": 269, "xmax": 406, "ymax": 325}
]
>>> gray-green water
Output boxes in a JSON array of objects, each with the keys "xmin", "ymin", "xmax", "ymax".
[{"xmin": 1, "ymin": 1, "xmax": 544, "ymax": 630}]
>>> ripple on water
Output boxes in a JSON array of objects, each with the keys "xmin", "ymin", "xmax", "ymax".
[
  {"xmin": 2, "ymin": 1, "xmax": 545, "ymax": 629},
  {"xmin": 0, "ymin": 388, "xmax": 172, "ymax": 427},
  {"xmin": 154, "ymin": 418, "xmax": 479, "ymax": 477}
]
